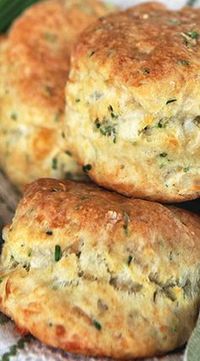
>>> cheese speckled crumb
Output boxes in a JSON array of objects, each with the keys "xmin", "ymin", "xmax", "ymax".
[
  {"xmin": 0, "ymin": 179, "xmax": 200, "ymax": 358},
  {"xmin": 65, "ymin": 2, "xmax": 200, "ymax": 202}
]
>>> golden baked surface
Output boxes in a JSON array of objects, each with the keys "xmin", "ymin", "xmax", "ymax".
[
  {"xmin": 0, "ymin": 178, "xmax": 200, "ymax": 358},
  {"xmin": 65, "ymin": 2, "xmax": 200, "ymax": 202},
  {"xmin": 0, "ymin": 0, "xmax": 113, "ymax": 189}
]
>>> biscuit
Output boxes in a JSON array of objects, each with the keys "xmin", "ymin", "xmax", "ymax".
[
  {"xmin": 65, "ymin": 2, "xmax": 200, "ymax": 202},
  {"xmin": 0, "ymin": 178, "xmax": 200, "ymax": 358},
  {"xmin": 0, "ymin": 0, "xmax": 113, "ymax": 189}
]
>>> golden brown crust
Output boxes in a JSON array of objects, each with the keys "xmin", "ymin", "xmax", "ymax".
[
  {"xmin": 0, "ymin": 179, "xmax": 200, "ymax": 358},
  {"xmin": 87, "ymin": 173, "xmax": 200, "ymax": 204},
  {"xmin": 76, "ymin": 3, "xmax": 200, "ymax": 90},
  {"xmin": 65, "ymin": 2, "xmax": 200, "ymax": 202},
  {"xmin": 6, "ymin": 2, "xmax": 69, "ymax": 117},
  {"xmin": 6, "ymin": 0, "xmax": 112, "ymax": 118},
  {"xmin": 0, "ymin": 0, "xmax": 113, "ymax": 188}
]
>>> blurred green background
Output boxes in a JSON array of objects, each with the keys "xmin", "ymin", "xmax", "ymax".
[{"xmin": 0, "ymin": 0, "xmax": 40, "ymax": 32}]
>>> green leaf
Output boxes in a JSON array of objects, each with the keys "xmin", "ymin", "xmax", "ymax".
[
  {"xmin": 186, "ymin": 0, "xmax": 197, "ymax": 5},
  {"xmin": 0, "ymin": 0, "xmax": 40, "ymax": 33},
  {"xmin": 185, "ymin": 315, "xmax": 200, "ymax": 361}
]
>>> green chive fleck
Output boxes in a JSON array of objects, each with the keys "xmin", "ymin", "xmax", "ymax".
[
  {"xmin": 82, "ymin": 164, "xmax": 92, "ymax": 173},
  {"xmin": 166, "ymin": 99, "xmax": 177, "ymax": 105},
  {"xmin": 171, "ymin": 326, "xmax": 178, "ymax": 333},
  {"xmin": 181, "ymin": 31, "xmax": 199, "ymax": 47},
  {"xmin": 168, "ymin": 18, "xmax": 181, "ymax": 25},
  {"xmin": 28, "ymin": 250, "xmax": 32, "ymax": 257},
  {"xmin": 88, "ymin": 50, "xmax": 95, "ymax": 57},
  {"xmin": 55, "ymin": 245, "xmax": 62, "ymax": 262},
  {"xmin": 45, "ymin": 85, "xmax": 53, "ymax": 96},
  {"xmin": 143, "ymin": 67, "xmax": 150, "ymax": 74},
  {"xmin": 54, "ymin": 112, "xmax": 61, "ymax": 122},
  {"xmin": 123, "ymin": 212, "xmax": 130, "ymax": 236},
  {"xmin": 177, "ymin": 59, "xmax": 190, "ymax": 66},
  {"xmin": 95, "ymin": 118, "xmax": 117, "ymax": 143},
  {"xmin": 44, "ymin": 32, "xmax": 57, "ymax": 43},
  {"xmin": 52, "ymin": 157, "xmax": 58, "ymax": 170},
  {"xmin": 127, "ymin": 255, "xmax": 133, "ymax": 266},
  {"xmin": 159, "ymin": 152, "xmax": 168, "ymax": 158},
  {"xmin": 108, "ymin": 105, "xmax": 118, "ymax": 119},
  {"xmin": 157, "ymin": 119, "xmax": 168, "ymax": 128},
  {"xmin": 186, "ymin": 31, "xmax": 199, "ymax": 40},
  {"xmin": 193, "ymin": 116, "xmax": 200, "ymax": 127},
  {"xmin": 10, "ymin": 112, "xmax": 18, "ymax": 120},
  {"xmin": 93, "ymin": 319, "xmax": 102, "ymax": 330},
  {"xmin": 183, "ymin": 166, "xmax": 190, "ymax": 173},
  {"xmin": 95, "ymin": 118, "xmax": 101, "ymax": 129}
]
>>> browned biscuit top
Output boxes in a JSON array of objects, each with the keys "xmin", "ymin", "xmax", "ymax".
[
  {"xmin": 16, "ymin": 178, "xmax": 200, "ymax": 256},
  {"xmin": 64, "ymin": 2, "xmax": 200, "ymax": 203},
  {"xmin": 5, "ymin": 0, "xmax": 112, "ymax": 118},
  {"xmin": 75, "ymin": 2, "xmax": 200, "ymax": 87},
  {"xmin": 0, "ymin": 0, "xmax": 114, "ymax": 188},
  {"xmin": 0, "ymin": 179, "xmax": 200, "ymax": 358}
]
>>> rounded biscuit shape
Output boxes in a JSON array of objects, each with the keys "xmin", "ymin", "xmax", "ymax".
[
  {"xmin": 0, "ymin": 178, "xmax": 200, "ymax": 358},
  {"xmin": 65, "ymin": 2, "xmax": 200, "ymax": 202},
  {"xmin": 0, "ymin": 0, "xmax": 113, "ymax": 189}
]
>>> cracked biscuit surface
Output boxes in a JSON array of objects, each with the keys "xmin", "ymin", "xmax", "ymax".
[
  {"xmin": 0, "ymin": 178, "xmax": 200, "ymax": 358},
  {"xmin": 65, "ymin": 2, "xmax": 200, "ymax": 202},
  {"xmin": 0, "ymin": 0, "xmax": 114, "ymax": 189}
]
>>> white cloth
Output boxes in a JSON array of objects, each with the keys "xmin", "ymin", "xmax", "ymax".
[{"xmin": 109, "ymin": 0, "xmax": 200, "ymax": 9}]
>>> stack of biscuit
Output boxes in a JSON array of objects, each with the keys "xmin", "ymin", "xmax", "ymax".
[{"xmin": 0, "ymin": 1, "xmax": 200, "ymax": 359}]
